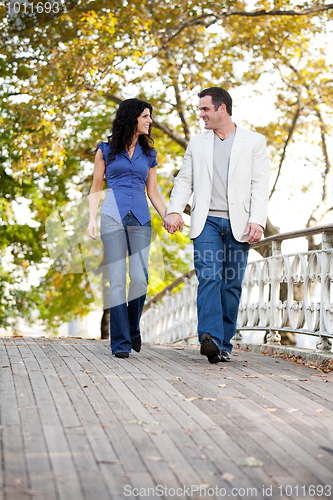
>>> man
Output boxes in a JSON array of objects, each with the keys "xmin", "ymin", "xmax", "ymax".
[{"xmin": 163, "ymin": 87, "xmax": 270, "ymax": 363}]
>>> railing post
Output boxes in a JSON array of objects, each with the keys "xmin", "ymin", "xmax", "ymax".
[
  {"xmin": 316, "ymin": 231, "xmax": 333, "ymax": 352},
  {"xmin": 233, "ymin": 329, "xmax": 243, "ymax": 341},
  {"xmin": 266, "ymin": 240, "xmax": 282, "ymax": 345}
]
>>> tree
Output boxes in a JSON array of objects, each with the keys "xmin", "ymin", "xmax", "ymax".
[{"xmin": 1, "ymin": 0, "xmax": 332, "ymax": 332}]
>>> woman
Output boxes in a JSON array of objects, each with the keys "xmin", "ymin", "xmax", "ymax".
[{"xmin": 88, "ymin": 99, "xmax": 166, "ymax": 358}]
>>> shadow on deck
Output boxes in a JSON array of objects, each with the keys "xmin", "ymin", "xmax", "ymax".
[{"xmin": 1, "ymin": 337, "xmax": 333, "ymax": 500}]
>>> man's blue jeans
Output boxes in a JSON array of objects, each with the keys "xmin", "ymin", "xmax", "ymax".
[
  {"xmin": 100, "ymin": 212, "xmax": 151, "ymax": 354},
  {"xmin": 193, "ymin": 216, "xmax": 249, "ymax": 353}
]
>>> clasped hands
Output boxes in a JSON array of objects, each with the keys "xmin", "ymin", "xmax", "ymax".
[
  {"xmin": 163, "ymin": 215, "xmax": 263, "ymax": 243},
  {"xmin": 163, "ymin": 213, "xmax": 183, "ymax": 234}
]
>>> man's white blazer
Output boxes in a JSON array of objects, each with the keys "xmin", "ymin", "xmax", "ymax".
[{"xmin": 167, "ymin": 126, "xmax": 270, "ymax": 242}]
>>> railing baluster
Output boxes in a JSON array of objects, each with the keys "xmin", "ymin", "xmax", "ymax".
[
  {"xmin": 266, "ymin": 240, "xmax": 281, "ymax": 345},
  {"xmin": 141, "ymin": 224, "xmax": 333, "ymax": 352},
  {"xmin": 317, "ymin": 231, "xmax": 333, "ymax": 352}
]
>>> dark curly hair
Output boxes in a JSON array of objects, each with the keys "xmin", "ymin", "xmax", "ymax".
[{"xmin": 105, "ymin": 98, "xmax": 155, "ymax": 161}]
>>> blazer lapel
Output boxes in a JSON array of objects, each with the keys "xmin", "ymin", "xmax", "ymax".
[
  {"xmin": 202, "ymin": 130, "xmax": 214, "ymax": 179},
  {"xmin": 229, "ymin": 126, "xmax": 246, "ymax": 178}
]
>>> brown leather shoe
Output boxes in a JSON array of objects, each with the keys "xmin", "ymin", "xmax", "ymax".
[{"xmin": 200, "ymin": 334, "xmax": 221, "ymax": 364}]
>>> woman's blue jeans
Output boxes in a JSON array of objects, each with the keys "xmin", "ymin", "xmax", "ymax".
[
  {"xmin": 193, "ymin": 216, "xmax": 249, "ymax": 353},
  {"xmin": 100, "ymin": 212, "xmax": 151, "ymax": 354}
]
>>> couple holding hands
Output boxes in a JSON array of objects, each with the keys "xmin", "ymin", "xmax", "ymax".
[{"xmin": 88, "ymin": 87, "xmax": 270, "ymax": 363}]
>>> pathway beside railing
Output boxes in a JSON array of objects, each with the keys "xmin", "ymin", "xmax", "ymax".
[
  {"xmin": 141, "ymin": 224, "xmax": 333, "ymax": 353},
  {"xmin": 2, "ymin": 337, "xmax": 333, "ymax": 499}
]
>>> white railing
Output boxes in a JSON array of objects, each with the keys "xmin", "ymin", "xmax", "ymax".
[{"xmin": 141, "ymin": 225, "xmax": 333, "ymax": 352}]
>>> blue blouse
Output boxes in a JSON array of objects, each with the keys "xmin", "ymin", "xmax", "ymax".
[{"xmin": 97, "ymin": 141, "xmax": 158, "ymax": 225}]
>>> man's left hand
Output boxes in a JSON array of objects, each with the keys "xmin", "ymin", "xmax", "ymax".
[{"xmin": 244, "ymin": 222, "xmax": 263, "ymax": 244}]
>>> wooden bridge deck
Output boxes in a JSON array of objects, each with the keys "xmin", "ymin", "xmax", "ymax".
[{"xmin": 1, "ymin": 337, "xmax": 333, "ymax": 500}]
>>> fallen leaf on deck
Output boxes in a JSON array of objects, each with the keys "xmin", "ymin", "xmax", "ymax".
[
  {"xmin": 143, "ymin": 428, "xmax": 163, "ymax": 435},
  {"xmin": 218, "ymin": 384, "xmax": 227, "ymax": 388},
  {"xmin": 286, "ymin": 408, "xmax": 299, "ymax": 413},
  {"xmin": 222, "ymin": 472, "xmax": 235, "ymax": 482},
  {"xmin": 145, "ymin": 456, "xmax": 165, "ymax": 462},
  {"xmin": 242, "ymin": 375, "xmax": 258, "ymax": 378},
  {"xmin": 242, "ymin": 456, "xmax": 264, "ymax": 467},
  {"xmin": 266, "ymin": 408, "xmax": 277, "ymax": 412},
  {"xmin": 316, "ymin": 409, "xmax": 323, "ymax": 413},
  {"xmin": 202, "ymin": 397, "xmax": 217, "ymax": 401},
  {"xmin": 152, "ymin": 406, "xmax": 162, "ymax": 411},
  {"xmin": 98, "ymin": 459, "xmax": 122, "ymax": 465},
  {"xmin": 127, "ymin": 420, "xmax": 159, "ymax": 425},
  {"xmin": 185, "ymin": 397, "xmax": 200, "ymax": 401}
]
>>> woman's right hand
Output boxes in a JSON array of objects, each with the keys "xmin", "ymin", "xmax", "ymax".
[{"xmin": 87, "ymin": 218, "xmax": 98, "ymax": 240}]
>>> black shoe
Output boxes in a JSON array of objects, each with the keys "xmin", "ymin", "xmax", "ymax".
[
  {"xmin": 221, "ymin": 349, "xmax": 231, "ymax": 362},
  {"xmin": 200, "ymin": 334, "xmax": 221, "ymax": 364},
  {"xmin": 115, "ymin": 352, "xmax": 129, "ymax": 358},
  {"xmin": 131, "ymin": 335, "xmax": 141, "ymax": 353}
]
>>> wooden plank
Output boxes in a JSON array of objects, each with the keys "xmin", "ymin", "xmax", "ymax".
[
  {"xmin": 2, "ymin": 337, "xmax": 333, "ymax": 500},
  {"xmin": 226, "ymin": 358, "xmax": 333, "ymax": 447},
  {"xmin": 10, "ymin": 339, "xmax": 58, "ymax": 500},
  {"xmin": 1, "ymin": 340, "xmax": 30, "ymax": 500},
  {"xmin": 2, "ymin": 425, "xmax": 30, "ymax": 500},
  {"xmin": 60, "ymin": 343, "xmax": 183, "ymax": 493},
  {"xmin": 64, "ymin": 346, "xmax": 149, "ymax": 472},
  {"xmin": 12, "ymin": 339, "xmax": 83, "ymax": 500},
  {"xmin": 70, "ymin": 342, "xmax": 227, "ymax": 497},
  {"xmin": 34, "ymin": 343, "xmax": 129, "ymax": 499},
  {"xmin": 43, "ymin": 425, "xmax": 84, "ymax": 500},
  {"xmin": 24, "ymin": 339, "xmax": 80, "ymax": 428},
  {"xmin": 126, "ymin": 352, "xmax": 270, "ymax": 497},
  {"xmin": 45, "ymin": 340, "xmax": 157, "ymax": 496},
  {"xmin": 138, "ymin": 345, "xmax": 333, "ymax": 490}
]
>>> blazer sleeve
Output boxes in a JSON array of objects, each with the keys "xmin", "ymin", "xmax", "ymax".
[
  {"xmin": 248, "ymin": 135, "xmax": 270, "ymax": 228},
  {"xmin": 166, "ymin": 138, "xmax": 194, "ymax": 216}
]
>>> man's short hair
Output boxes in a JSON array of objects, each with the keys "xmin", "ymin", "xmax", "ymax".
[{"xmin": 198, "ymin": 87, "xmax": 232, "ymax": 116}]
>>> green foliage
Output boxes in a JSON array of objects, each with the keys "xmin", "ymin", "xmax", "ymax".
[{"xmin": 0, "ymin": 0, "xmax": 332, "ymax": 332}]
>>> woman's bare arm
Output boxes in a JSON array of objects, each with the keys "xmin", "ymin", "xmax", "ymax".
[{"xmin": 87, "ymin": 148, "xmax": 105, "ymax": 240}]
